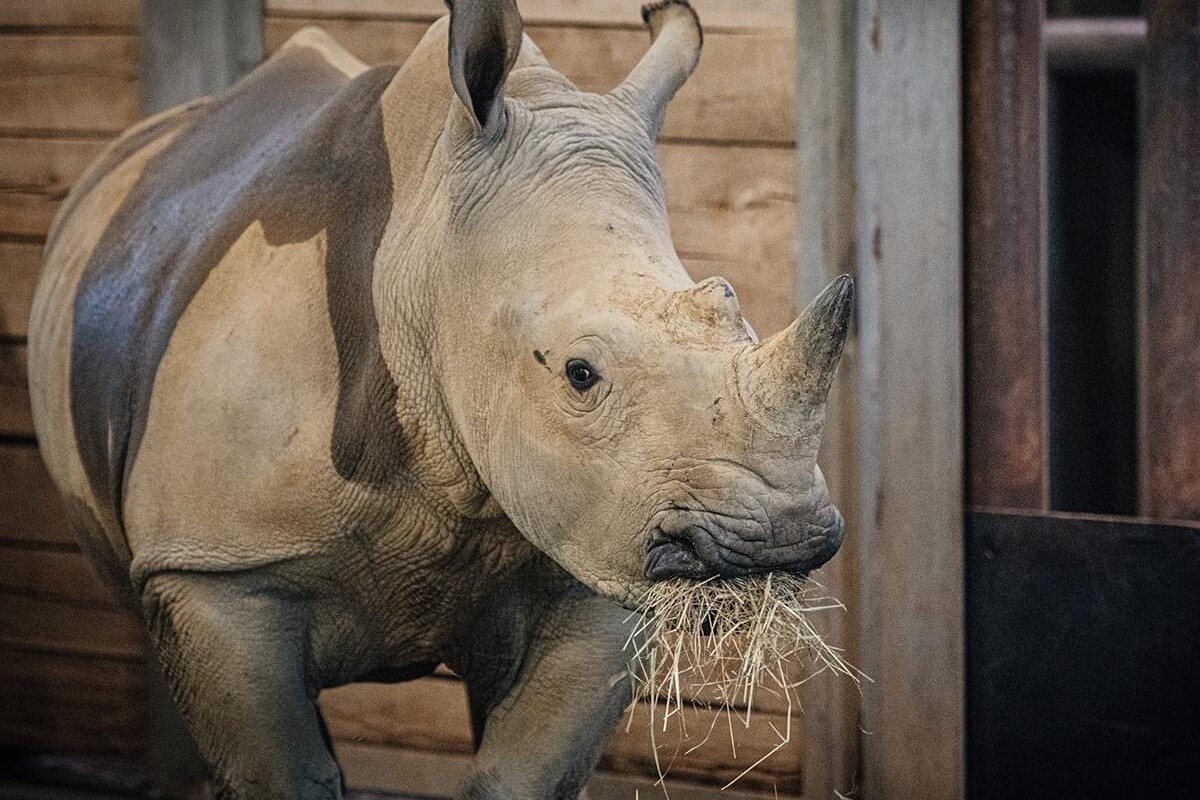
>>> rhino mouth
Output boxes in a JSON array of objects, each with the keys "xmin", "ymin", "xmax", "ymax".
[{"xmin": 643, "ymin": 515, "xmax": 841, "ymax": 581}]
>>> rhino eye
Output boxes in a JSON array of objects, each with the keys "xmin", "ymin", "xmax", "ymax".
[{"xmin": 565, "ymin": 359, "xmax": 600, "ymax": 391}]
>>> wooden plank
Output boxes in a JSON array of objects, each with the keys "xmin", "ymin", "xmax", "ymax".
[
  {"xmin": 967, "ymin": 510, "xmax": 1200, "ymax": 799},
  {"xmin": 264, "ymin": 18, "xmax": 796, "ymax": 144},
  {"xmin": 322, "ymin": 677, "xmax": 805, "ymax": 792},
  {"xmin": 0, "ymin": 443, "xmax": 73, "ymax": 546},
  {"xmin": 0, "ymin": 191, "xmax": 59, "ymax": 239},
  {"xmin": 964, "ymin": 0, "xmax": 1047, "ymax": 509},
  {"xmin": 791, "ymin": 6, "xmax": 864, "ymax": 799},
  {"xmin": 1139, "ymin": 0, "xmax": 1200, "ymax": 520},
  {"xmin": 659, "ymin": 142, "xmax": 797, "ymax": 335},
  {"xmin": 336, "ymin": 741, "xmax": 797, "ymax": 799},
  {"xmin": 0, "ymin": 241, "xmax": 43, "ymax": 338},
  {"xmin": 0, "ymin": 123, "xmax": 105, "ymax": 240},
  {"xmin": 796, "ymin": 2, "xmax": 964, "ymax": 798},
  {"xmin": 853, "ymin": 3, "xmax": 963, "ymax": 797},
  {"xmin": 0, "ymin": 593, "xmax": 145, "ymax": 659},
  {"xmin": 0, "ymin": 547, "xmax": 121, "ymax": 608},
  {"xmin": 0, "ymin": 649, "xmax": 143, "ymax": 755},
  {"xmin": 0, "ymin": 34, "xmax": 139, "ymax": 134},
  {"xmin": 265, "ymin": 0, "xmax": 793, "ymax": 30},
  {"xmin": 0, "ymin": 1, "xmax": 140, "ymax": 30},
  {"xmin": 142, "ymin": 0, "xmax": 264, "ymax": 115},
  {"xmin": 0, "ymin": 343, "xmax": 34, "ymax": 438}
]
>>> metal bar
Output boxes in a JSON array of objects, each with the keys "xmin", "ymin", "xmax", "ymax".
[
  {"xmin": 1044, "ymin": 17, "xmax": 1146, "ymax": 72},
  {"xmin": 1138, "ymin": 0, "xmax": 1200, "ymax": 520},
  {"xmin": 965, "ymin": 0, "xmax": 1049, "ymax": 510}
]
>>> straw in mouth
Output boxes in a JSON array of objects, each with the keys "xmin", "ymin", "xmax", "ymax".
[{"xmin": 622, "ymin": 572, "xmax": 869, "ymax": 791}]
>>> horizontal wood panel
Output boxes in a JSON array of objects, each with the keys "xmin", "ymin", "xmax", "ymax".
[
  {"xmin": 0, "ymin": 34, "xmax": 139, "ymax": 134},
  {"xmin": 0, "ymin": 1, "xmax": 140, "ymax": 30},
  {"xmin": 0, "ymin": 190, "xmax": 59, "ymax": 238},
  {"xmin": 0, "ymin": 443, "xmax": 72, "ymax": 545},
  {"xmin": 0, "ymin": 241, "xmax": 42, "ymax": 338},
  {"xmin": 0, "ymin": 649, "xmax": 143, "ymax": 756},
  {"xmin": 322, "ymin": 676, "xmax": 803, "ymax": 792},
  {"xmin": 336, "ymin": 742, "xmax": 795, "ymax": 799},
  {"xmin": 0, "ymin": 593, "xmax": 145, "ymax": 659},
  {"xmin": 264, "ymin": 18, "xmax": 794, "ymax": 144},
  {"xmin": 0, "ymin": 342, "xmax": 34, "ymax": 437},
  {"xmin": 266, "ymin": 0, "xmax": 792, "ymax": 30},
  {"xmin": 0, "ymin": 547, "xmax": 120, "ymax": 608},
  {"xmin": 0, "ymin": 135, "xmax": 105, "ymax": 241}
]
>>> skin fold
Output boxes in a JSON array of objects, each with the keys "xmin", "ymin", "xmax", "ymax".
[{"xmin": 26, "ymin": 1, "xmax": 851, "ymax": 798}]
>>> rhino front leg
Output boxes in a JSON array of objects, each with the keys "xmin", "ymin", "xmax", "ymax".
[
  {"xmin": 460, "ymin": 589, "xmax": 636, "ymax": 800},
  {"xmin": 141, "ymin": 571, "xmax": 342, "ymax": 800}
]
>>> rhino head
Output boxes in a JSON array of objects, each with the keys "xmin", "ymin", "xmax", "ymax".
[{"xmin": 428, "ymin": 0, "xmax": 852, "ymax": 604}]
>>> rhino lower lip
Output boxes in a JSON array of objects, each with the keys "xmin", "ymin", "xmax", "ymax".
[{"xmin": 645, "ymin": 535, "xmax": 710, "ymax": 581}]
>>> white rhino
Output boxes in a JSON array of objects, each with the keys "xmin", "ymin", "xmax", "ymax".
[{"xmin": 27, "ymin": 1, "xmax": 852, "ymax": 797}]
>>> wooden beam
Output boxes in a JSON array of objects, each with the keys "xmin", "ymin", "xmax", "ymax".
[
  {"xmin": 796, "ymin": 1, "xmax": 964, "ymax": 797},
  {"xmin": 141, "ymin": 0, "xmax": 263, "ymax": 115},
  {"xmin": 264, "ymin": 0, "xmax": 794, "ymax": 31},
  {"xmin": 964, "ymin": 0, "xmax": 1048, "ymax": 509},
  {"xmin": 1139, "ymin": 0, "xmax": 1200, "ymax": 521}
]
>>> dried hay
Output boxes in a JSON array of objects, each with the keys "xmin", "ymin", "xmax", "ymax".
[{"xmin": 623, "ymin": 573, "xmax": 867, "ymax": 792}]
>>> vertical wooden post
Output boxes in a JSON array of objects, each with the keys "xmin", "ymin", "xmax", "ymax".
[
  {"xmin": 795, "ymin": 3, "xmax": 863, "ymax": 797},
  {"xmin": 142, "ymin": 0, "xmax": 264, "ymax": 114},
  {"xmin": 964, "ymin": 0, "xmax": 1048, "ymax": 510},
  {"xmin": 797, "ymin": 1, "xmax": 964, "ymax": 798},
  {"xmin": 1140, "ymin": 0, "xmax": 1200, "ymax": 521}
]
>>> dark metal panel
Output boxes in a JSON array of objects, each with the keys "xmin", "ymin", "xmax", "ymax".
[
  {"xmin": 142, "ymin": 0, "xmax": 264, "ymax": 115},
  {"xmin": 1139, "ymin": 0, "xmax": 1200, "ymax": 520},
  {"xmin": 967, "ymin": 510, "xmax": 1200, "ymax": 799},
  {"xmin": 964, "ymin": 0, "xmax": 1048, "ymax": 509}
]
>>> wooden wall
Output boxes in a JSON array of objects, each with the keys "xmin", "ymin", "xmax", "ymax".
[
  {"xmin": 0, "ymin": 0, "xmax": 148, "ymax": 761},
  {"xmin": 0, "ymin": 1, "xmax": 805, "ymax": 797}
]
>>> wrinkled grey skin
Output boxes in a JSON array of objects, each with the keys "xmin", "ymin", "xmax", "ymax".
[{"xmin": 26, "ymin": 1, "xmax": 852, "ymax": 798}]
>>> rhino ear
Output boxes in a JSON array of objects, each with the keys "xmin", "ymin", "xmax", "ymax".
[
  {"xmin": 446, "ymin": 0, "xmax": 523, "ymax": 135},
  {"xmin": 611, "ymin": 1, "xmax": 702, "ymax": 135}
]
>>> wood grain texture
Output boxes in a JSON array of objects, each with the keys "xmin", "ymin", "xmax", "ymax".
[
  {"xmin": 1139, "ymin": 0, "xmax": 1200, "ymax": 520},
  {"xmin": 854, "ymin": 3, "xmax": 963, "ymax": 796},
  {"xmin": 797, "ymin": 2, "xmax": 964, "ymax": 798},
  {"xmin": 0, "ymin": 593, "xmax": 145, "ymax": 659},
  {"xmin": 0, "ymin": 343, "xmax": 34, "ymax": 438},
  {"xmin": 336, "ymin": 742, "xmax": 797, "ymax": 799},
  {"xmin": 0, "ymin": 443, "xmax": 72, "ymax": 546},
  {"xmin": 0, "ymin": 649, "xmax": 143, "ymax": 756},
  {"xmin": 0, "ymin": 34, "xmax": 139, "ymax": 134},
  {"xmin": 0, "ymin": 547, "xmax": 121, "ymax": 607},
  {"xmin": 0, "ymin": 1, "xmax": 140, "ymax": 30},
  {"xmin": 0, "ymin": 241, "xmax": 42, "ymax": 338},
  {"xmin": 792, "ymin": 4, "xmax": 862, "ymax": 799},
  {"xmin": 322, "ymin": 676, "xmax": 806, "ymax": 792},
  {"xmin": 0, "ymin": 136, "xmax": 108, "ymax": 237},
  {"xmin": 964, "ymin": 0, "xmax": 1048, "ymax": 509},
  {"xmin": 265, "ymin": 0, "xmax": 793, "ymax": 30},
  {"xmin": 264, "ymin": 17, "xmax": 795, "ymax": 144}
]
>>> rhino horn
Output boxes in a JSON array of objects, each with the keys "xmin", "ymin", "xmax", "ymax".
[
  {"xmin": 735, "ymin": 275, "xmax": 854, "ymax": 436},
  {"xmin": 611, "ymin": 1, "xmax": 702, "ymax": 133}
]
